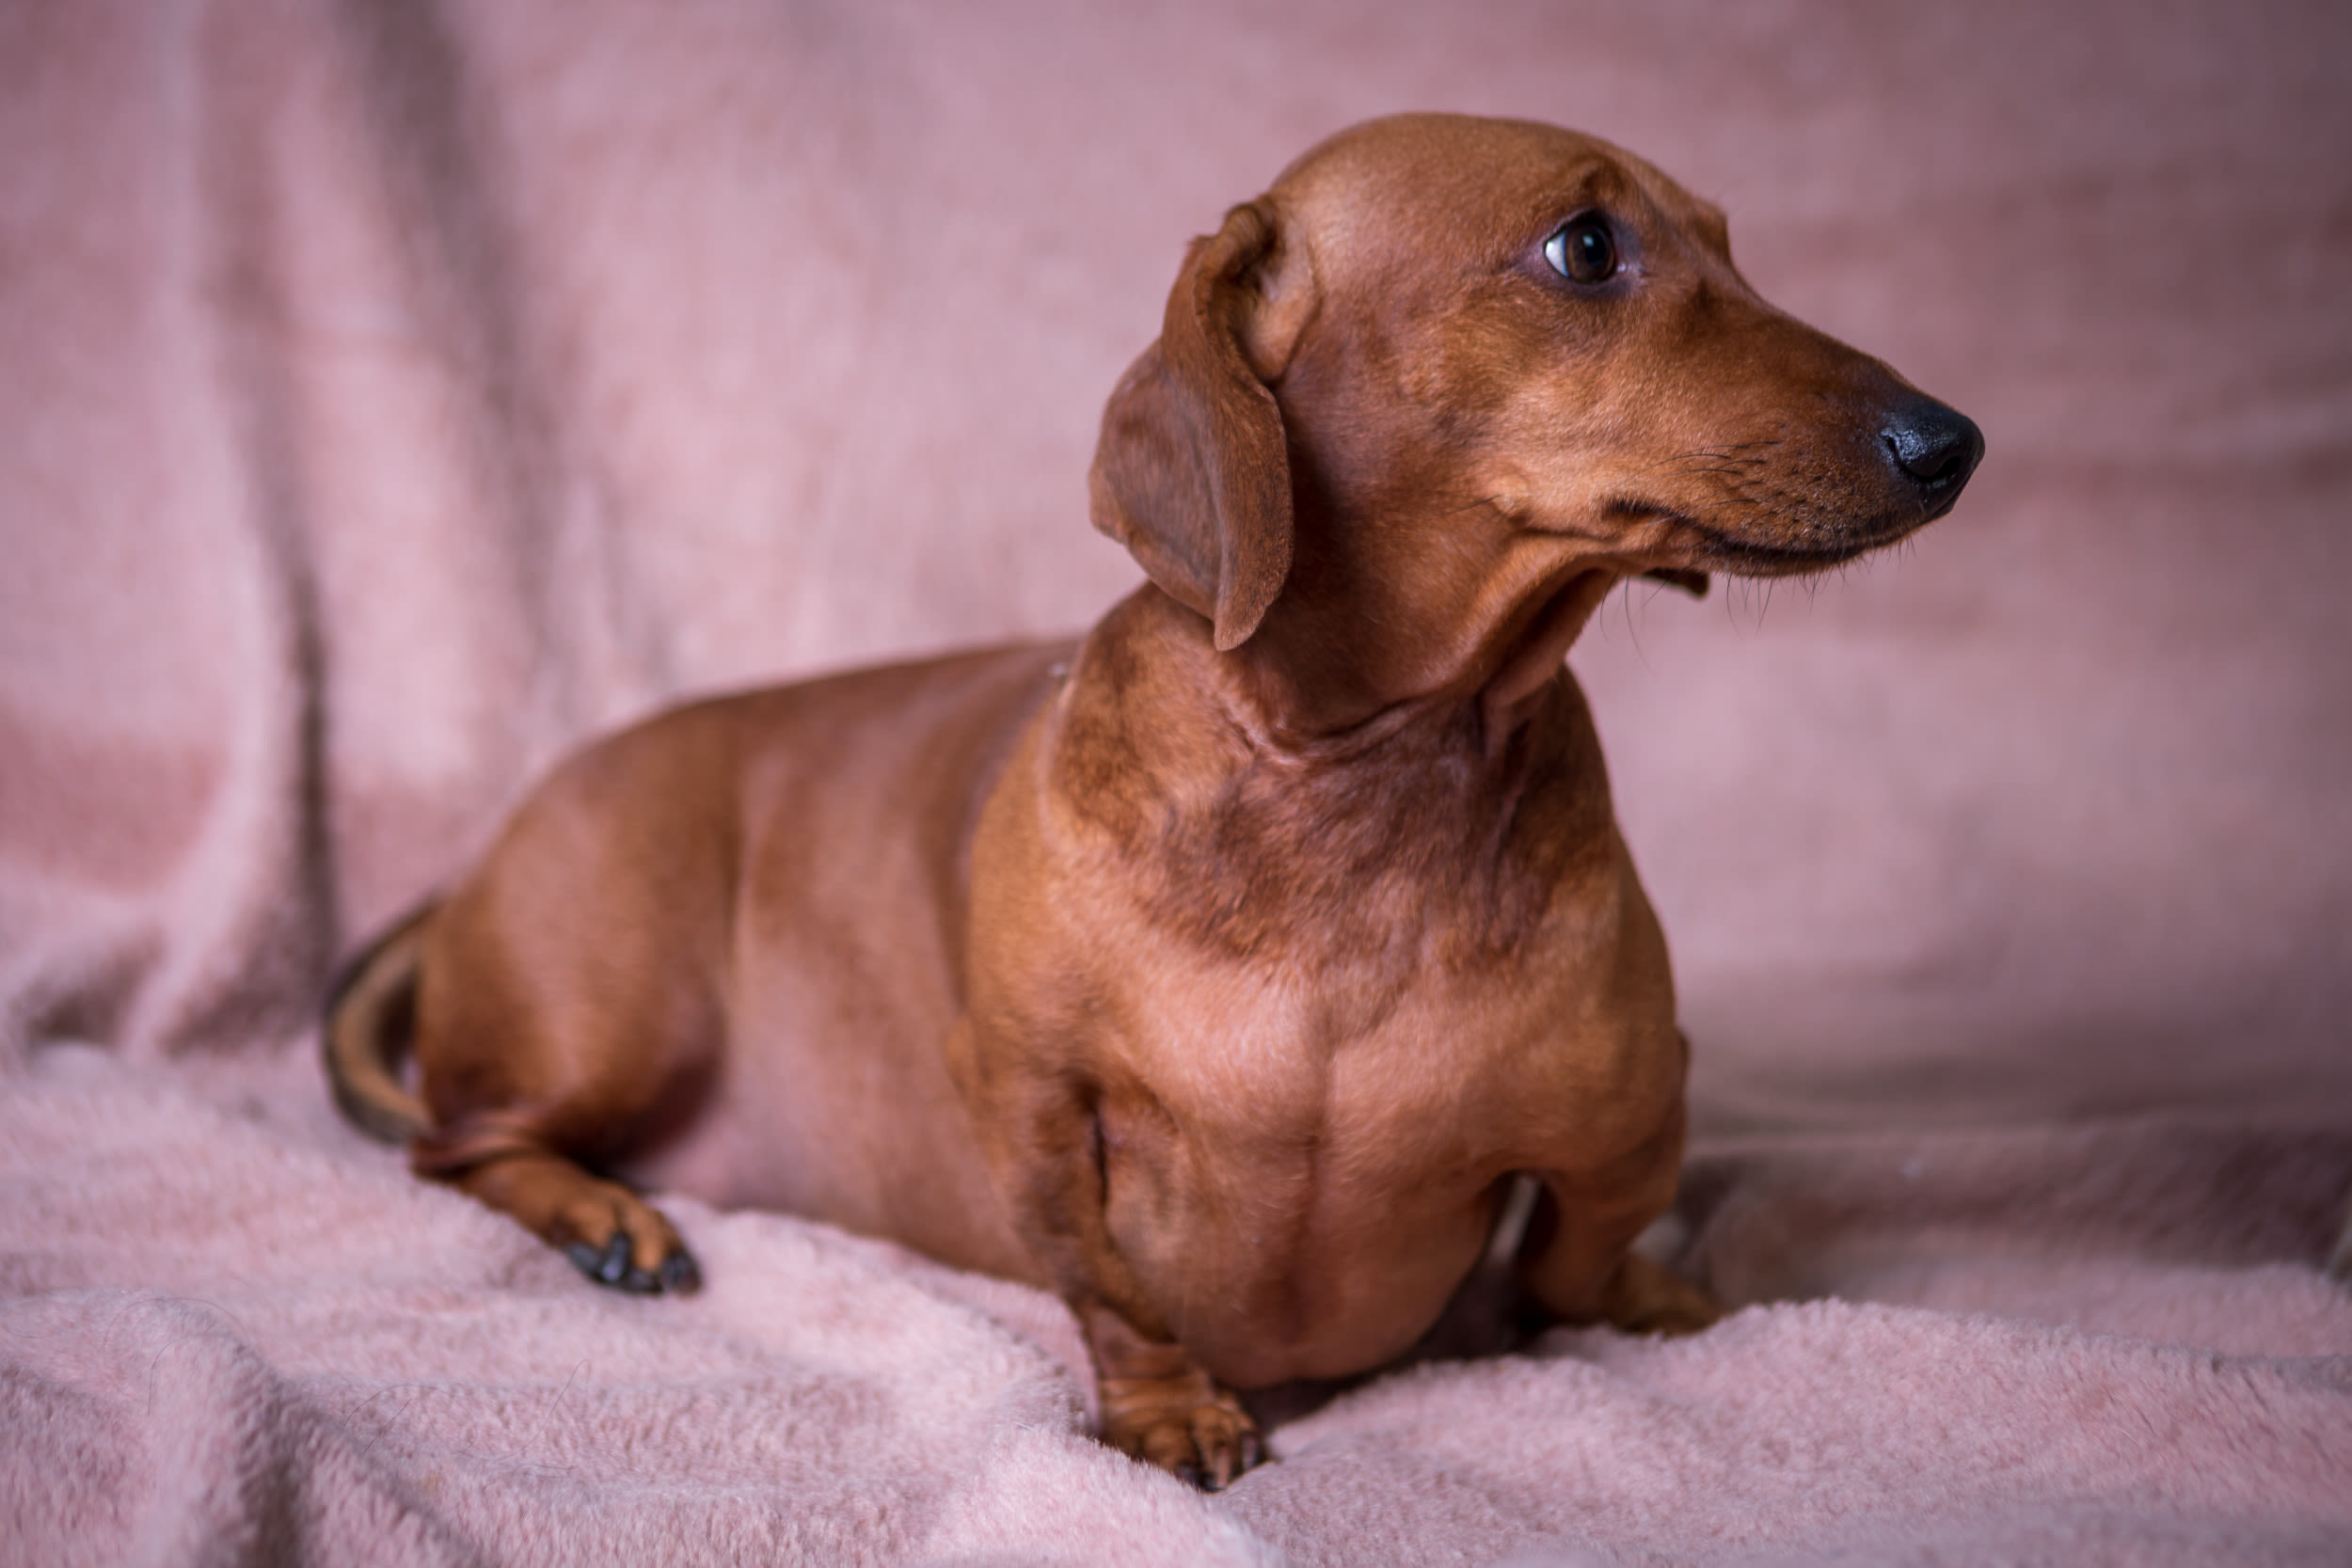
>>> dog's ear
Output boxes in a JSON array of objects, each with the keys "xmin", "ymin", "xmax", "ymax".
[{"xmin": 1089, "ymin": 199, "xmax": 1312, "ymax": 652}]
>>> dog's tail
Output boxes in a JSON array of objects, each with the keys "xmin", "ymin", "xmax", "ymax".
[{"xmin": 322, "ymin": 902, "xmax": 438, "ymax": 1144}]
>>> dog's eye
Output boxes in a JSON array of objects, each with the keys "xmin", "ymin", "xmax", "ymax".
[{"xmin": 1544, "ymin": 216, "xmax": 1617, "ymax": 285}]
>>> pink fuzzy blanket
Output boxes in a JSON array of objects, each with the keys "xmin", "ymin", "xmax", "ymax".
[{"xmin": 5, "ymin": 2, "xmax": 2349, "ymax": 1562}]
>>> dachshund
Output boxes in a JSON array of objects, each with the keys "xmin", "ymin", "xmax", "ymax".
[{"xmin": 326, "ymin": 113, "xmax": 1982, "ymax": 1487}]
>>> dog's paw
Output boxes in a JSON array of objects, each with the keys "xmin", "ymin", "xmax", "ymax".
[
  {"xmin": 549, "ymin": 1184, "xmax": 701, "ymax": 1296},
  {"xmin": 562, "ymin": 1232, "xmax": 704, "ymax": 1295},
  {"xmin": 1100, "ymin": 1370, "xmax": 1264, "ymax": 1490},
  {"xmin": 1600, "ymin": 1251, "xmax": 1722, "ymax": 1337}
]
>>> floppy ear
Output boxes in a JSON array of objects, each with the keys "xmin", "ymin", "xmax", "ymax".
[{"xmin": 1089, "ymin": 200, "xmax": 1311, "ymax": 652}]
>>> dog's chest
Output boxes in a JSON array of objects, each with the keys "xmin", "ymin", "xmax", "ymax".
[
  {"xmin": 1079, "ymin": 703, "xmax": 1645, "ymax": 1231},
  {"xmin": 1099, "ymin": 972, "xmax": 1561, "ymax": 1377},
  {"xmin": 1127, "ymin": 942, "xmax": 1579, "ymax": 1162}
]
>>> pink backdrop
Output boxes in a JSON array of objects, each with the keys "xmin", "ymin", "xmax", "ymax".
[{"xmin": 8, "ymin": 1, "xmax": 2346, "ymax": 1125}]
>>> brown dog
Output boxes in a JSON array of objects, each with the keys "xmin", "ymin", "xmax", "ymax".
[{"xmin": 326, "ymin": 113, "xmax": 1980, "ymax": 1487}]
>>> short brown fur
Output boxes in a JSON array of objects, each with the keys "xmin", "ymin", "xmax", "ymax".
[{"xmin": 326, "ymin": 114, "xmax": 1979, "ymax": 1487}]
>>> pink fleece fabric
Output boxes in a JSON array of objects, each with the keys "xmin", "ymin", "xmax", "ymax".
[{"xmin": 4, "ymin": 1, "xmax": 2348, "ymax": 1562}]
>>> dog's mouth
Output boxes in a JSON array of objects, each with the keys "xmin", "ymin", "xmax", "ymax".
[
  {"xmin": 1610, "ymin": 500, "xmax": 1929, "ymax": 578},
  {"xmin": 1684, "ymin": 518, "xmax": 1924, "ymax": 576}
]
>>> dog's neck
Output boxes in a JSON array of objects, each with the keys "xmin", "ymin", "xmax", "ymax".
[
  {"xmin": 1221, "ymin": 562, "xmax": 1620, "ymax": 754},
  {"xmin": 1055, "ymin": 588, "xmax": 1606, "ymax": 966}
]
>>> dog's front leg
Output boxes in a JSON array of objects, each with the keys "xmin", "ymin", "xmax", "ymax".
[
  {"xmin": 1079, "ymin": 1299, "xmax": 1263, "ymax": 1488},
  {"xmin": 951, "ymin": 1021, "xmax": 1263, "ymax": 1486},
  {"xmin": 1020, "ymin": 1091, "xmax": 1264, "ymax": 1486},
  {"xmin": 1516, "ymin": 1164, "xmax": 1721, "ymax": 1338}
]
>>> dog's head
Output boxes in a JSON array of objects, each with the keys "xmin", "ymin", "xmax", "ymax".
[{"xmin": 1090, "ymin": 114, "xmax": 1982, "ymax": 722}]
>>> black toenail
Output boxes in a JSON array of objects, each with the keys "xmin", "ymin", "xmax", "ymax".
[
  {"xmin": 596, "ymin": 1234, "xmax": 630, "ymax": 1285},
  {"xmin": 660, "ymin": 1251, "xmax": 704, "ymax": 1294},
  {"xmin": 564, "ymin": 1242, "xmax": 606, "ymax": 1281}
]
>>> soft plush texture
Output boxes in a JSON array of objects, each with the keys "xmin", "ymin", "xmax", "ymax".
[{"xmin": 3, "ymin": 1, "xmax": 2348, "ymax": 1563}]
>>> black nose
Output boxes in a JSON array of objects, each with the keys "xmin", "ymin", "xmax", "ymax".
[{"xmin": 1881, "ymin": 398, "xmax": 1984, "ymax": 515}]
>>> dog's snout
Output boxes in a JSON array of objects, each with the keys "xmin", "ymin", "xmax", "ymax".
[{"xmin": 1880, "ymin": 398, "xmax": 1984, "ymax": 513}]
